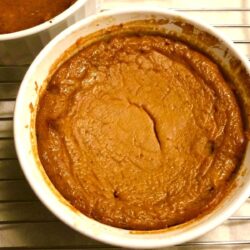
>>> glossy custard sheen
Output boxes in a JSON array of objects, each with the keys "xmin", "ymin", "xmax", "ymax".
[
  {"xmin": 0, "ymin": 0, "xmax": 76, "ymax": 34},
  {"xmin": 36, "ymin": 34, "xmax": 246, "ymax": 230}
]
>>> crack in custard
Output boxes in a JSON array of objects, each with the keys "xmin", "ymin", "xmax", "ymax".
[{"xmin": 36, "ymin": 34, "xmax": 246, "ymax": 230}]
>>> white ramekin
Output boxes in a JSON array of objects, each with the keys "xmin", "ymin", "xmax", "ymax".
[
  {"xmin": 0, "ymin": 0, "xmax": 96, "ymax": 65},
  {"xmin": 14, "ymin": 8, "xmax": 250, "ymax": 249}
]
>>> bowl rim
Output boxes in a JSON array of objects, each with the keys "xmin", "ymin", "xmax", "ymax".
[
  {"xmin": 0, "ymin": 0, "xmax": 88, "ymax": 41},
  {"xmin": 14, "ymin": 7, "xmax": 250, "ymax": 249}
]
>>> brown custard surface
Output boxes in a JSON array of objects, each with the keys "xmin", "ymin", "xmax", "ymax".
[
  {"xmin": 0, "ymin": 0, "xmax": 76, "ymax": 34},
  {"xmin": 36, "ymin": 35, "xmax": 246, "ymax": 230}
]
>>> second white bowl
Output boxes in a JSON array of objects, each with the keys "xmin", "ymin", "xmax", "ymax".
[{"xmin": 0, "ymin": 0, "xmax": 96, "ymax": 65}]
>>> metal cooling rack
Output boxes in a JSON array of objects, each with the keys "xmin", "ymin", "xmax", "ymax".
[{"xmin": 1, "ymin": 0, "xmax": 250, "ymax": 249}]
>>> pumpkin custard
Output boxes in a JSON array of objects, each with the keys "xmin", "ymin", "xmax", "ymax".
[
  {"xmin": 36, "ymin": 34, "xmax": 246, "ymax": 230},
  {"xmin": 0, "ymin": 0, "xmax": 76, "ymax": 34}
]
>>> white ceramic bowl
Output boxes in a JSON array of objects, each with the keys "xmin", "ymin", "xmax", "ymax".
[
  {"xmin": 14, "ymin": 8, "xmax": 250, "ymax": 249},
  {"xmin": 0, "ymin": 0, "xmax": 96, "ymax": 65}
]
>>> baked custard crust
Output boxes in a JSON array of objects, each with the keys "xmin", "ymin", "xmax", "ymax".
[
  {"xmin": 0, "ymin": 0, "xmax": 76, "ymax": 34},
  {"xmin": 36, "ymin": 35, "xmax": 246, "ymax": 230}
]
